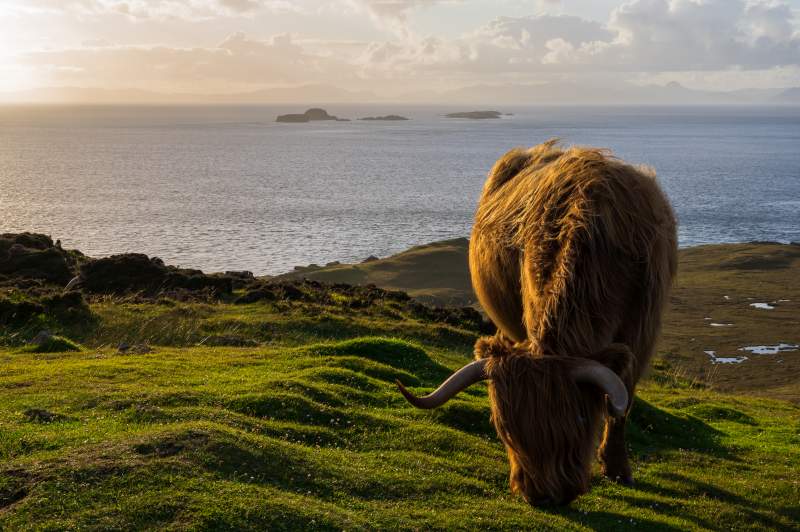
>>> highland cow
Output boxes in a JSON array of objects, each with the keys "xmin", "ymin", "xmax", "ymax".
[{"xmin": 398, "ymin": 139, "xmax": 677, "ymax": 505}]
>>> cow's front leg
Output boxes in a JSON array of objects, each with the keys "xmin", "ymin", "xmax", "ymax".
[{"xmin": 598, "ymin": 413, "xmax": 634, "ymax": 485}]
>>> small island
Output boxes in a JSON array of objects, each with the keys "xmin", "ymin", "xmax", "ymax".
[
  {"xmin": 276, "ymin": 108, "xmax": 349, "ymax": 123},
  {"xmin": 358, "ymin": 115, "xmax": 409, "ymax": 121},
  {"xmin": 444, "ymin": 110, "xmax": 503, "ymax": 119}
]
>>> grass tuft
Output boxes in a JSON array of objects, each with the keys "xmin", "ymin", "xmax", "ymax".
[{"xmin": 20, "ymin": 335, "xmax": 82, "ymax": 353}]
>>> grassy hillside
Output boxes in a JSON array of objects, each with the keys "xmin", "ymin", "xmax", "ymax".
[
  {"xmin": 1, "ymin": 237, "xmax": 798, "ymax": 529},
  {"xmin": 278, "ymin": 238, "xmax": 473, "ymax": 306},
  {"xmin": 281, "ymin": 240, "xmax": 800, "ymax": 404},
  {"xmin": 1, "ymin": 285, "xmax": 799, "ymax": 529},
  {"xmin": 661, "ymin": 243, "xmax": 800, "ymax": 403}
]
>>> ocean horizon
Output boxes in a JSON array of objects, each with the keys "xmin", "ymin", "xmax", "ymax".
[{"xmin": 2, "ymin": 104, "xmax": 799, "ymax": 275}]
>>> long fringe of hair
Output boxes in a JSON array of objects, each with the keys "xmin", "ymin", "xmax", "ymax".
[{"xmin": 476, "ymin": 337, "xmax": 635, "ymax": 503}]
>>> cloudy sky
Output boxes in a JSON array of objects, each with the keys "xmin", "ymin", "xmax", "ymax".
[{"xmin": 1, "ymin": 0, "xmax": 799, "ymax": 97}]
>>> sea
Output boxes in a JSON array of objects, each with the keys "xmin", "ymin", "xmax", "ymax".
[{"xmin": 1, "ymin": 105, "xmax": 798, "ymax": 275}]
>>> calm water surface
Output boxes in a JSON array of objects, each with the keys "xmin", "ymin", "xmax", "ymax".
[{"xmin": 1, "ymin": 105, "xmax": 798, "ymax": 274}]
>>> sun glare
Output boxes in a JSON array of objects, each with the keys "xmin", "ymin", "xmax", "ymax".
[{"xmin": 0, "ymin": 6, "xmax": 31, "ymax": 93}]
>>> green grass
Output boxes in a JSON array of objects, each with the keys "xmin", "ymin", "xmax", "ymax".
[
  {"xmin": 1, "ymin": 294, "xmax": 799, "ymax": 530},
  {"xmin": 278, "ymin": 241, "xmax": 800, "ymax": 404},
  {"xmin": 277, "ymin": 238, "xmax": 475, "ymax": 306},
  {"xmin": 20, "ymin": 335, "xmax": 82, "ymax": 353}
]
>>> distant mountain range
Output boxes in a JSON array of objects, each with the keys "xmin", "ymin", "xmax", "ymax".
[
  {"xmin": 0, "ymin": 84, "xmax": 377, "ymax": 105},
  {"xmin": 406, "ymin": 81, "xmax": 800, "ymax": 105},
  {"xmin": 2, "ymin": 81, "xmax": 798, "ymax": 105}
]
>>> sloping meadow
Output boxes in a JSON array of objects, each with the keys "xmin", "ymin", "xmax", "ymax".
[
  {"xmin": 1, "ymin": 234, "xmax": 798, "ymax": 529},
  {"xmin": 1, "ymin": 328, "xmax": 798, "ymax": 529}
]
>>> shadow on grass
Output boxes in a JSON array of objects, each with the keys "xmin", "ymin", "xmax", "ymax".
[
  {"xmin": 263, "ymin": 310, "xmax": 479, "ymax": 352},
  {"xmin": 0, "ymin": 469, "xmax": 30, "ymax": 511},
  {"xmin": 542, "ymin": 470, "xmax": 791, "ymax": 531},
  {"xmin": 428, "ymin": 401, "xmax": 495, "ymax": 437},
  {"xmin": 636, "ymin": 471, "xmax": 792, "ymax": 529},
  {"xmin": 561, "ymin": 509, "xmax": 689, "ymax": 531},
  {"xmin": 627, "ymin": 398, "xmax": 735, "ymax": 460},
  {"xmin": 305, "ymin": 337, "xmax": 455, "ymax": 384},
  {"xmin": 186, "ymin": 430, "xmax": 490, "ymax": 503}
]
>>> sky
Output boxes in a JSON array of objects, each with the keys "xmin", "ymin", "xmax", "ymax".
[{"xmin": 0, "ymin": 0, "xmax": 799, "ymax": 97}]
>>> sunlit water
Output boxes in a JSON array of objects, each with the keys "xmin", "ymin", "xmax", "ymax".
[{"xmin": 1, "ymin": 105, "xmax": 798, "ymax": 274}]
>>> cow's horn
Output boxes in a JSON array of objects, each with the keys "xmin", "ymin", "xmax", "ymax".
[
  {"xmin": 396, "ymin": 358, "xmax": 489, "ymax": 409},
  {"xmin": 571, "ymin": 362, "xmax": 628, "ymax": 417}
]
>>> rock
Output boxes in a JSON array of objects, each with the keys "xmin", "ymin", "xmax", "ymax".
[
  {"xmin": 362, "ymin": 255, "xmax": 379, "ymax": 263},
  {"xmin": 23, "ymin": 408, "xmax": 69, "ymax": 423},
  {"xmin": 276, "ymin": 113, "xmax": 309, "ymax": 123},
  {"xmin": 277, "ymin": 108, "xmax": 348, "ymax": 123},
  {"xmin": 80, "ymin": 254, "xmax": 164, "ymax": 294},
  {"xmin": 303, "ymin": 108, "xmax": 336, "ymax": 121},
  {"xmin": 118, "ymin": 343, "xmax": 153, "ymax": 354},
  {"xmin": 444, "ymin": 111, "xmax": 502, "ymax": 119},
  {"xmin": 30, "ymin": 329, "xmax": 53, "ymax": 346},
  {"xmin": 26, "ymin": 334, "xmax": 81, "ymax": 353},
  {"xmin": 79, "ymin": 253, "xmax": 232, "ymax": 297},
  {"xmin": 224, "ymin": 270, "xmax": 254, "ymax": 280},
  {"xmin": 358, "ymin": 115, "xmax": 409, "ymax": 121},
  {"xmin": 0, "ymin": 233, "xmax": 84, "ymax": 284},
  {"xmin": 223, "ymin": 270, "xmax": 255, "ymax": 289},
  {"xmin": 325, "ymin": 261, "xmax": 341, "ymax": 267}
]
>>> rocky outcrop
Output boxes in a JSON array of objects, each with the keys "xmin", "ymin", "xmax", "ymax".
[
  {"xmin": 0, "ymin": 233, "xmax": 84, "ymax": 284},
  {"xmin": 234, "ymin": 279, "xmax": 495, "ymax": 334},
  {"xmin": 0, "ymin": 233, "xmax": 247, "ymax": 303},
  {"xmin": 303, "ymin": 108, "xmax": 336, "ymax": 120},
  {"xmin": 277, "ymin": 108, "xmax": 349, "ymax": 123},
  {"xmin": 358, "ymin": 115, "xmax": 409, "ymax": 121},
  {"xmin": 75, "ymin": 254, "xmax": 233, "ymax": 297},
  {"xmin": 0, "ymin": 291, "xmax": 91, "ymax": 327},
  {"xmin": 276, "ymin": 114, "xmax": 309, "ymax": 123},
  {"xmin": 444, "ymin": 111, "xmax": 502, "ymax": 119}
]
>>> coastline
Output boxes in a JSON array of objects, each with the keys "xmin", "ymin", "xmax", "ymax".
[
  {"xmin": 2, "ymin": 233, "xmax": 798, "ymax": 403},
  {"xmin": 1, "ymin": 232, "xmax": 798, "ymax": 528}
]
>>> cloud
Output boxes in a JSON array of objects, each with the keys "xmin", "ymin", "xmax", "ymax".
[
  {"xmin": 357, "ymin": 14, "xmax": 614, "ymax": 76},
  {"xmin": 351, "ymin": 0, "xmax": 457, "ymax": 21},
  {"xmin": 10, "ymin": 0, "xmax": 800, "ymax": 93},
  {"xmin": 7, "ymin": 0, "xmax": 300, "ymax": 20},
  {"xmin": 23, "ymin": 32, "xmax": 356, "ymax": 90},
  {"xmin": 347, "ymin": 0, "xmax": 462, "ymax": 36},
  {"xmin": 548, "ymin": 0, "xmax": 800, "ymax": 71},
  {"xmin": 359, "ymin": 0, "xmax": 800, "ymax": 77}
]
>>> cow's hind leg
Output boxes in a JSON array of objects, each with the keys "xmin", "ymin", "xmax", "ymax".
[{"xmin": 598, "ymin": 415, "xmax": 634, "ymax": 485}]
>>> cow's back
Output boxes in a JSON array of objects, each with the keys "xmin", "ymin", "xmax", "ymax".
[{"xmin": 470, "ymin": 142, "xmax": 677, "ymax": 377}]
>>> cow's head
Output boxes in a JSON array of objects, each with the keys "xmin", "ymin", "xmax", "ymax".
[{"xmin": 396, "ymin": 336, "xmax": 630, "ymax": 505}]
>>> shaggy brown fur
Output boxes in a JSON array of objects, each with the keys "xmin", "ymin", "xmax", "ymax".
[{"xmin": 470, "ymin": 139, "xmax": 677, "ymax": 504}]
